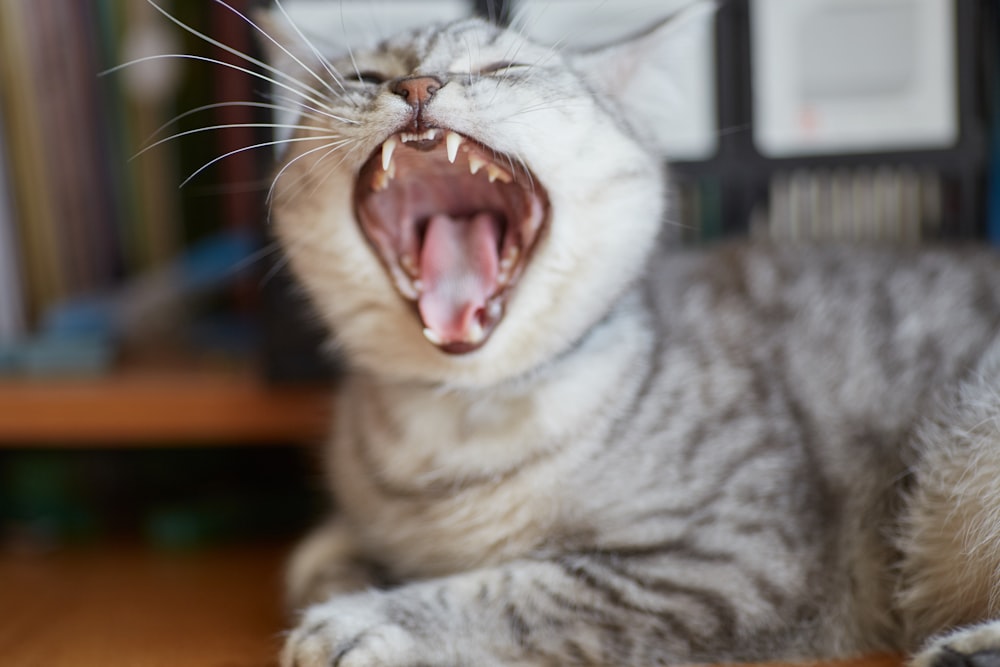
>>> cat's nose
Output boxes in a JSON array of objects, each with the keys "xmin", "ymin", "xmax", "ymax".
[{"xmin": 392, "ymin": 76, "xmax": 443, "ymax": 108}]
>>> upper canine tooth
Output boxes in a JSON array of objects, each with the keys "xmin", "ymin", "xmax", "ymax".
[
  {"xmin": 469, "ymin": 155, "xmax": 486, "ymax": 175},
  {"xmin": 382, "ymin": 136, "xmax": 398, "ymax": 171},
  {"xmin": 446, "ymin": 132, "xmax": 462, "ymax": 163}
]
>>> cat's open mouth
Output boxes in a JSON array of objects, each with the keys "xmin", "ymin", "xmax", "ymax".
[{"xmin": 354, "ymin": 128, "xmax": 549, "ymax": 354}]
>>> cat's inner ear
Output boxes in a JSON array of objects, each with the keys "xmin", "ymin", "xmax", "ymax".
[{"xmin": 572, "ymin": 1, "xmax": 717, "ymax": 155}]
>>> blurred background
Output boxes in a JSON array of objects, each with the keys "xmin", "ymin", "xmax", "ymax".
[{"xmin": 0, "ymin": 0, "xmax": 996, "ymax": 552}]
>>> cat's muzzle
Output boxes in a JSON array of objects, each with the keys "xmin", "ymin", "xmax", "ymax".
[{"xmin": 354, "ymin": 128, "xmax": 549, "ymax": 354}]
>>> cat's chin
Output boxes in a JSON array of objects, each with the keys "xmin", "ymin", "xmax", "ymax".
[{"xmin": 353, "ymin": 127, "xmax": 549, "ymax": 355}]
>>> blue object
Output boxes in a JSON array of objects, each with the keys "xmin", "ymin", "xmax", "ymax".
[{"xmin": 0, "ymin": 230, "xmax": 259, "ymax": 377}]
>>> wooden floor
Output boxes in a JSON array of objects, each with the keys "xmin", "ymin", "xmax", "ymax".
[{"xmin": 0, "ymin": 541, "xmax": 906, "ymax": 667}]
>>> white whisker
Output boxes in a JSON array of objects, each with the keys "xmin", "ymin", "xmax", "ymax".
[
  {"xmin": 143, "ymin": 101, "xmax": 334, "ymax": 147},
  {"xmin": 266, "ymin": 138, "xmax": 356, "ymax": 211},
  {"xmin": 212, "ymin": 0, "xmax": 354, "ymax": 106},
  {"xmin": 339, "ymin": 2, "xmax": 366, "ymax": 84},
  {"xmin": 134, "ymin": 0, "xmax": 342, "ymax": 112},
  {"xmin": 266, "ymin": 93, "xmax": 355, "ymax": 127},
  {"xmin": 302, "ymin": 141, "xmax": 367, "ymax": 201},
  {"xmin": 272, "ymin": 0, "xmax": 355, "ymax": 103},
  {"xmin": 135, "ymin": 123, "xmax": 334, "ymax": 160},
  {"xmin": 103, "ymin": 53, "xmax": 343, "ymax": 120},
  {"xmin": 181, "ymin": 134, "xmax": 346, "ymax": 187}
]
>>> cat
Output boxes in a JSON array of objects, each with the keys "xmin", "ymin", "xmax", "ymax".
[{"xmin": 200, "ymin": 3, "xmax": 1000, "ymax": 666}]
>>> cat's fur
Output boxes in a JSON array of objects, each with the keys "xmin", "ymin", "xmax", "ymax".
[{"xmin": 247, "ymin": 6, "xmax": 1000, "ymax": 667}]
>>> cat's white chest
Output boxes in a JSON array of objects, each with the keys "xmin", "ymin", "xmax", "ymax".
[
  {"xmin": 325, "ymin": 314, "xmax": 652, "ymax": 579},
  {"xmin": 330, "ymin": 384, "xmax": 570, "ymax": 578}
]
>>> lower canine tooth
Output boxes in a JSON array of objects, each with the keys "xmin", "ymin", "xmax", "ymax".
[
  {"xmin": 373, "ymin": 171, "xmax": 389, "ymax": 192},
  {"xmin": 466, "ymin": 321, "xmax": 485, "ymax": 345},
  {"xmin": 401, "ymin": 254, "xmax": 418, "ymax": 276},
  {"xmin": 423, "ymin": 328, "xmax": 443, "ymax": 346}
]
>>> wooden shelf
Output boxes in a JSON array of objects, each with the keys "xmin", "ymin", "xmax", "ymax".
[
  {"xmin": 0, "ymin": 540, "xmax": 905, "ymax": 667},
  {"xmin": 0, "ymin": 366, "xmax": 332, "ymax": 445}
]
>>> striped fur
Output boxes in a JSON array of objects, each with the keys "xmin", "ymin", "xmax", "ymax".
[{"xmin": 245, "ymin": 10, "xmax": 1000, "ymax": 667}]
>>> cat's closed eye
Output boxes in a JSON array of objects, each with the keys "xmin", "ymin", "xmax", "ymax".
[
  {"xmin": 477, "ymin": 61, "xmax": 529, "ymax": 75},
  {"xmin": 351, "ymin": 70, "xmax": 387, "ymax": 85}
]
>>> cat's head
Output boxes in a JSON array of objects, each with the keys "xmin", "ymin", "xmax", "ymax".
[{"xmin": 262, "ymin": 8, "xmax": 708, "ymax": 387}]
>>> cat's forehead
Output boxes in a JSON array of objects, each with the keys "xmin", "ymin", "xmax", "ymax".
[{"xmin": 364, "ymin": 18, "xmax": 546, "ymax": 73}]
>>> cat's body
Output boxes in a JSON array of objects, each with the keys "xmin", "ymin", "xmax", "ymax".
[
  {"xmin": 230, "ymin": 6, "xmax": 1000, "ymax": 666},
  {"xmin": 285, "ymin": 242, "xmax": 1000, "ymax": 665}
]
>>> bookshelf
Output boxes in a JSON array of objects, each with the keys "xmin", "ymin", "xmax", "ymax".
[{"xmin": 0, "ymin": 364, "xmax": 331, "ymax": 446}]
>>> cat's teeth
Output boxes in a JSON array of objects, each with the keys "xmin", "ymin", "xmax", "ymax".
[
  {"xmin": 486, "ymin": 164, "xmax": 511, "ymax": 184},
  {"xmin": 446, "ymin": 132, "xmax": 462, "ymax": 163},
  {"xmin": 423, "ymin": 328, "xmax": 443, "ymax": 346},
  {"xmin": 466, "ymin": 321, "xmax": 485, "ymax": 345},
  {"xmin": 381, "ymin": 137, "xmax": 398, "ymax": 171},
  {"xmin": 372, "ymin": 170, "xmax": 390, "ymax": 192},
  {"xmin": 499, "ymin": 246, "xmax": 518, "ymax": 272},
  {"xmin": 400, "ymin": 254, "xmax": 418, "ymax": 277},
  {"xmin": 400, "ymin": 129, "xmax": 440, "ymax": 143},
  {"xmin": 468, "ymin": 155, "xmax": 486, "ymax": 175},
  {"xmin": 486, "ymin": 299, "xmax": 503, "ymax": 320},
  {"xmin": 391, "ymin": 266, "xmax": 418, "ymax": 300}
]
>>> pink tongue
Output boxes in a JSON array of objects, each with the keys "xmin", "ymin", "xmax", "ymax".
[{"xmin": 418, "ymin": 212, "xmax": 500, "ymax": 345}]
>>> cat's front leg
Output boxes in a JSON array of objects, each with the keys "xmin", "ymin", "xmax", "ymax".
[
  {"xmin": 282, "ymin": 556, "xmax": 742, "ymax": 667},
  {"xmin": 911, "ymin": 621, "xmax": 1000, "ymax": 667},
  {"xmin": 286, "ymin": 517, "xmax": 383, "ymax": 609}
]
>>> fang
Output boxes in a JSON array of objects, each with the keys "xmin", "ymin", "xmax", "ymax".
[
  {"xmin": 423, "ymin": 328, "xmax": 443, "ymax": 346},
  {"xmin": 446, "ymin": 132, "xmax": 462, "ymax": 163},
  {"xmin": 381, "ymin": 137, "xmax": 398, "ymax": 171}
]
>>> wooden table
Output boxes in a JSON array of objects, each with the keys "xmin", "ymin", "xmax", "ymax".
[{"xmin": 0, "ymin": 541, "xmax": 906, "ymax": 667}]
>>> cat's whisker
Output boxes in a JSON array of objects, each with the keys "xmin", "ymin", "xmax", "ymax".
[
  {"xmin": 267, "ymin": 137, "xmax": 363, "ymax": 219},
  {"xmin": 335, "ymin": 2, "xmax": 367, "ymax": 89},
  {"xmin": 301, "ymin": 141, "xmax": 367, "ymax": 202},
  {"xmin": 266, "ymin": 138, "xmax": 356, "ymax": 214},
  {"xmin": 229, "ymin": 239, "xmax": 285, "ymax": 275},
  {"xmin": 271, "ymin": 0, "xmax": 355, "ymax": 104},
  {"xmin": 104, "ymin": 53, "xmax": 345, "ymax": 123},
  {"xmin": 133, "ymin": 122, "xmax": 335, "ymax": 161},
  {"xmin": 211, "ymin": 0, "xmax": 353, "ymax": 106},
  {"xmin": 143, "ymin": 1, "xmax": 342, "ymax": 106},
  {"xmin": 181, "ymin": 134, "xmax": 346, "ymax": 188},
  {"xmin": 257, "ymin": 246, "xmax": 294, "ymax": 289},
  {"xmin": 264, "ymin": 92, "xmax": 355, "ymax": 127},
  {"xmin": 141, "ymin": 101, "xmax": 334, "ymax": 149}
]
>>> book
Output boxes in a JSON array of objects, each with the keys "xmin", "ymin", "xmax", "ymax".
[{"xmin": 0, "ymin": 104, "xmax": 26, "ymax": 343}]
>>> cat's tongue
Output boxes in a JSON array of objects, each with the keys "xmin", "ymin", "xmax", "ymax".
[{"xmin": 418, "ymin": 212, "xmax": 500, "ymax": 346}]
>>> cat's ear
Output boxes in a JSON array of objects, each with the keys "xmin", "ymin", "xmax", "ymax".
[{"xmin": 572, "ymin": 1, "xmax": 717, "ymax": 155}]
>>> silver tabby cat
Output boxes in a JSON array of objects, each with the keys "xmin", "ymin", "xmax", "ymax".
[{"xmin": 239, "ymin": 4, "xmax": 1000, "ymax": 667}]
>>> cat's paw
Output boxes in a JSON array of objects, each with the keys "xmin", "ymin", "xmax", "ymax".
[
  {"xmin": 281, "ymin": 592, "xmax": 430, "ymax": 667},
  {"xmin": 912, "ymin": 621, "xmax": 1000, "ymax": 667}
]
